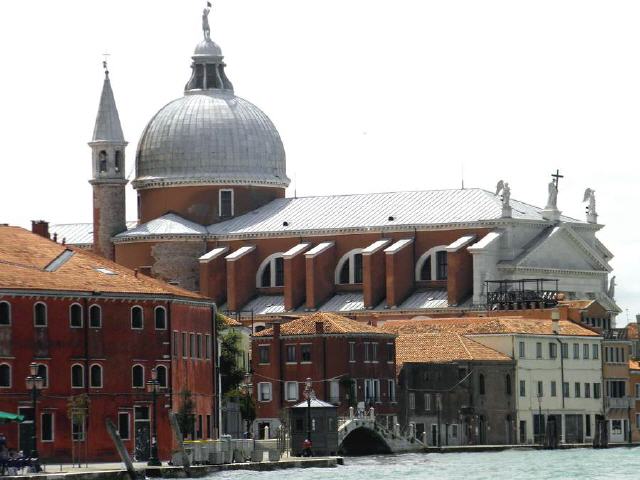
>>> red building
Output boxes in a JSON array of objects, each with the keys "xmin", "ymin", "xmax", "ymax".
[
  {"xmin": 250, "ymin": 312, "xmax": 398, "ymax": 437},
  {"xmin": 0, "ymin": 225, "xmax": 216, "ymax": 462}
]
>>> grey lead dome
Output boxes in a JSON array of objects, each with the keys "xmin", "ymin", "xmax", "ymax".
[{"xmin": 133, "ymin": 92, "xmax": 288, "ymax": 189}]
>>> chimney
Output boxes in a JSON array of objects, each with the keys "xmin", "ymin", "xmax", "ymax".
[
  {"xmin": 31, "ymin": 220, "xmax": 50, "ymax": 239},
  {"xmin": 315, "ymin": 321, "xmax": 324, "ymax": 335},
  {"xmin": 551, "ymin": 308, "xmax": 560, "ymax": 335},
  {"xmin": 273, "ymin": 322, "xmax": 281, "ymax": 338}
]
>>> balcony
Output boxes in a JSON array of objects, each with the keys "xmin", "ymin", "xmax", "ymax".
[{"xmin": 605, "ymin": 396, "xmax": 632, "ymax": 410}]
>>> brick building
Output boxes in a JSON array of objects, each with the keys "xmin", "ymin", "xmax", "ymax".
[
  {"xmin": 391, "ymin": 331, "xmax": 515, "ymax": 446},
  {"xmin": 250, "ymin": 312, "xmax": 397, "ymax": 438},
  {"xmin": 0, "ymin": 226, "xmax": 216, "ymax": 462}
]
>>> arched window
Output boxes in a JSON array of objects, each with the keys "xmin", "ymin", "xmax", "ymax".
[
  {"xmin": 505, "ymin": 374, "xmax": 512, "ymax": 396},
  {"xmin": 335, "ymin": 249, "xmax": 364, "ymax": 285},
  {"xmin": 132, "ymin": 365, "xmax": 144, "ymax": 388},
  {"xmin": 154, "ymin": 307, "xmax": 167, "ymax": 330},
  {"xmin": 416, "ymin": 246, "xmax": 448, "ymax": 281},
  {"xmin": 98, "ymin": 151, "xmax": 107, "ymax": 173},
  {"xmin": 90, "ymin": 364, "xmax": 103, "ymax": 388},
  {"xmin": 89, "ymin": 305, "xmax": 101, "ymax": 328},
  {"xmin": 0, "ymin": 364, "xmax": 11, "ymax": 388},
  {"xmin": 71, "ymin": 364, "xmax": 84, "ymax": 388},
  {"xmin": 34, "ymin": 302, "xmax": 47, "ymax": 327},
  {"xmin": 156, "ymin": 365, "xmax": 168, "ymax": 388},
  {"xmin": 69, "ymin": 303, "xmax": 83, "ymax": 328},
  {"xmin": 114, "ymin": 150, "xmax": 122, "ymax": 173},
  {"xmin": 37, "ymin": 364, "xmax": 48, "ymax": 388},
  {"xmin": 254, "ymin": 325, "xmax": 266, "ymax": 333},
  {"xmin": 0, "ymin": 302, "xmax": 10, "ymax": 325},
  {"xmin": 479, "ymin": 374, "xmax": 485, "ymax": 395},
  {"xmin": 131, "ymin": 306, "xmax": 144, "ymax": 329},
  {"xmin": 256, "ymin": 254, "xmax": 285, "ymax": 288}
]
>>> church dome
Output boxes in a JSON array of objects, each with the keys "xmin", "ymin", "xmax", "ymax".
[
  {"xmin": 133, "ymin": 91, "xmax": 288, "ymax": 189},
  {"xmin": 132, "ymin": 10, "xmax": 289, "ymax": 191}
]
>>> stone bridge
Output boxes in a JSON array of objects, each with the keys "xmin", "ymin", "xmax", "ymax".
[{"xmin": 338, "ymin": 417, "xmax": 424, "ymax": 455}]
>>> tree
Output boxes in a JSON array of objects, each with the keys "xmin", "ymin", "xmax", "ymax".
[
  {"xmin": 217, "ymin": 313, "xmax": 245, "ymax": 396},
  {"xmin": 176, "ymin": 389, "xmax": 195, "ymax": 439}
]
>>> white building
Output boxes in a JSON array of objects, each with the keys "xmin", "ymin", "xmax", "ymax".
[{"xmin": 467, "ymin": 317, "xmax": 604, "ymax": 444}]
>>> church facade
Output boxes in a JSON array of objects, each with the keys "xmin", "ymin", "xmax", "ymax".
[{"xmin": 52, "ymin": 9, "xmax": 619, "ymax": 325}]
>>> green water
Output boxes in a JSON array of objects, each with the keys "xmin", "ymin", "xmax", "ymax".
[{"xmin": 207, "ymin": 448, "xmax": 640, "ymax": 479}]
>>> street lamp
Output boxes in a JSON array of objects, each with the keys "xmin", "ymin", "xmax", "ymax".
[
  {"xmin": 146, "ymin": 368, "xmax": 161, "ymax": 466},
  {"xmin": 239, "ymin": 373, "xmax": 253, "ymax": 438},
  {"xmin": 25, "ymin": 362, "xmax": 44, "ymax": 470},
  {"xmin": 303, "ymin": 378, "xmax": 314, "ymax": 456}
]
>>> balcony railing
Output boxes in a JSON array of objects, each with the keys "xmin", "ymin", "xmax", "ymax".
[{"xmin": 605, "ymin": 396, "xmax": 632, "ymax": 409}]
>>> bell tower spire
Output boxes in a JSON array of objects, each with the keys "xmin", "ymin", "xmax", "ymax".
[{"xmin": 88, "ymin": 62, "xmax": 128, "ymax": 260}]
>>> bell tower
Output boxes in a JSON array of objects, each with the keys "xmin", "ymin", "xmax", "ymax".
[{"xmin": 89, "ymin": 63, "xmax": 128, "ymax": 260}]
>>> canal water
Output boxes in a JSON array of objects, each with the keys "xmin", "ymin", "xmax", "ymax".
[{"xmin": 208, "ymin": 448, "xmax": 640, "ymax": 479}]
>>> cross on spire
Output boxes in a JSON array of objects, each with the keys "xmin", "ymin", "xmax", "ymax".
[
  {"xmin": 102, "ymin": 53, "xmax": 111, "ymax": 78},
  {"xmin": 551, "ymin": 169, "xmax": 564, "ymax": 189}
]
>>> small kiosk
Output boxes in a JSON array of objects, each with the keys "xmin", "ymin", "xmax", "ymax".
[{"xmin": 289, "ymin": 398, "xmax": 338, "ymax": 456}]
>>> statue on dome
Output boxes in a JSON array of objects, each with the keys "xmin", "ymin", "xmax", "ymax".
[
  {"xmin": 607, "ymin": 275, "xmax": 616, "ymax": 299},
  {"xmin": 202, "ymin": 2, "xmax": 212, "ymax": 41}
]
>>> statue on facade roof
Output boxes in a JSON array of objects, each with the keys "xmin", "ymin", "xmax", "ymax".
[
  {"xmin": 495, "ymin": 180, "xmax": 512, "ymax": 218},
  {"xmin": 546, "ymin": 181, "xmax": 558, "ymax": 210},
  {"xmin": 607, "ymin": 275, "xmax": 616, "ymax": 299},
  {"xmin": 202, "ymin": 2, "xmax": 212, "ymax": 41},
  {"xmin": 583, "ymin": 188, "xmax": 597, "ymax": 223}
]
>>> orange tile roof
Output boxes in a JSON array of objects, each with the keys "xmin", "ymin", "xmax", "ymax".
[
  {"xmin": 219, "ymin": 313, "xmax": 242, "ymax": 327},
  {"xmin": 381, "ymin": 316, "xmax": 599, "ymax": 337},
  {"xmin": 254, "ymin": 311, "xmax": 392, "ymax": 337},
  {"xmin": 396, "ymin": 332, "xmax": 511, "ymax": 368},
  {"xmin": 629, "ymin": 359, "xmax": 640, "ymax": 371},
  {"xmin": 0, "ymin": 226, "xmax": 205, "ymax": 299},
  {"xmin": 559, "ymin": 300, "xmax": 594, "ymax": 310}
]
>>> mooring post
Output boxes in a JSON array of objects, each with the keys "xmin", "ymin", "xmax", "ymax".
[
  {"xmin": 105, "ymin": 419, "xmax": 139, "ymax": 480},
  {"xmin": 168, "ymin": 412, "xmax": 192, "ymax": 475}
]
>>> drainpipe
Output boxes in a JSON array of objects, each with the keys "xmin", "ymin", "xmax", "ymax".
[
  {"xmin": 82, "ymin": 297, "xmax": 89, "ymax": 393},
  {"xmin": 211, "ymin": 303, "xmax": 220, "ymax": 439},
  {"xmin": 166, "ymin": 301, "xmax": 173, "ymax": 427},
  {"xmin": 552, "ymin": 310, "xmax": 565, "ymax": 409}
]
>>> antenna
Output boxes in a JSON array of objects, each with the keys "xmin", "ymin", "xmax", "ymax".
[
  {"xmin": 294, "ymin": 170, "xmax": 298, "ymax": 199},
  {"xmin": 461, "ymin": 162, "xmax": 465, "ymax": 190}
]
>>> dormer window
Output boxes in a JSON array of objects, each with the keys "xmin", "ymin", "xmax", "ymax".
[
  {"xmin": 257, "ymin": 254, "xmax": 285, "ymax": 288},
  {"xmin": 336, "ymin": 250, "xmax": 364, "ymax": 285},
  {"xmin": 219, "ymin": 189, "xmax": 234, "ymax": 218},
  {"xmin": 416, "ymin": 247, "xmax": 448, "ymax": 281},
  {"xmin": 98, "ymin": 151, "xmax": 107, "ymax": 173}
]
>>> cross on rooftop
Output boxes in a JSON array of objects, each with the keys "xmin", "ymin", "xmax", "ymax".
[
  {"xmin": 552, "ymin": 169, "xmax": 564, "ymax": 189},
  {"xmin": 102, "ymin": 53, "xmax": 111, "ymax": 77}
]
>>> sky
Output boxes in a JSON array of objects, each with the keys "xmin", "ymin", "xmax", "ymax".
[{"xmin": 0, "ymin": 1, "xmax": 638, "ymax": 321}]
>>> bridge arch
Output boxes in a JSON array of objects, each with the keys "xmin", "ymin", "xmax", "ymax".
[{"xmin": 339, "ymin": 426, "xmax": 392, "ymax": 455}]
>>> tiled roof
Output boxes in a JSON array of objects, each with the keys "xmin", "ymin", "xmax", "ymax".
[
  {"xmin": 253, "ymin": 312, "xmax": 392, "ymax": 337},
  {"xmin": 629, "ymin": 359, "xmax": 640, "ymax": 371},
  {"xmin": 50, "ymin": 222, "xmax": 137, "ymax": 246},
  {"xmin": 0, "ymin": 226, "xmax": 204, "ymax": 299},
  {"xmin": 396, "ymin": 332, "xmax": 511, "ymax": 367},
  {"xmin": 219, "ymin": 313, "xmax": 243, "ymax": 327},
  {"xmin": 381, "ymin": 316, "xmax": 599, "ymax": 337}
]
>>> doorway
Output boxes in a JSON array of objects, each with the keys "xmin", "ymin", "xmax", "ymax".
[
  {"xmin": 18, "ymin": 407, "xmax": 34, "ymax": 457},
  {"xmin": 134, "ymin": 406, "xmax": 151, "ymax": 461}
]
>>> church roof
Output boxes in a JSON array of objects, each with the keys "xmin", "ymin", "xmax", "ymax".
[
  {"xmin": 114, "ymin": 188, "xmax": 587, "ymax": 242},
  {"xmin": 50, "ymin": 222, "xmax": 137, "ymax": 247},
  {"xmin": 0, "ymin": 226, "xmax": 205, "ymax": 300}
]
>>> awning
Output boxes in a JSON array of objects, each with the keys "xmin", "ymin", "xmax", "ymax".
[{"xmin": 0, "ymin": 412, "xmax": 25, "ymax": 423}]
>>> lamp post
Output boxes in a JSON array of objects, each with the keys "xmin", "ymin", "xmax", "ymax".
[
  {"xmin": 303, "ymin": 378, "xmax": 313, "ymax": 456},
  {"xmin": 146, "ymin": 368, "xmax": 161, "ymax": 466},
  {"xmin": 25, "ymin": 362, "xmax": 44, "ymax": 469},
  {"xmin": 239, "ymin": 372, "xmax": 253, "ymax": 438}
]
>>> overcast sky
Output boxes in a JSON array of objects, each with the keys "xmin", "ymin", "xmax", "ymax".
[{"xmin": 0, "ymin": 1, "xmax": 638, "ymax": 321}]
